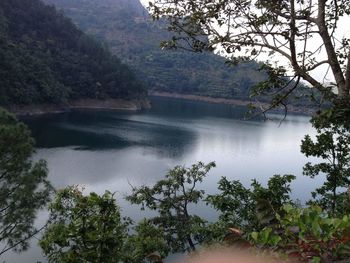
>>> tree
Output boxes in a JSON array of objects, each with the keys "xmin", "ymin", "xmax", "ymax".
[
  {"xmin": 126, "ymin": 162, "xmax": 216, "ymax": 253},
  {"xmin": 206, "ymin": 174, "xmax": 295, "ymax": 234},
  {"xmin": 40, "ymin": 187, "xmax": 128, "ymax": 263},
  {"xmin": 0, "ymin": 108, "xmax": 52, "ymax": 255},
  {"xmin": 149, "ymin": 0, "xmax": 350, "ymax": 109},
  {"xmin": 149, "ymin": 0, "xmax": 350, "ymax": 219},
  {"xmin": 301, "ymin": 109, "xmax": 350, "ymax": 216},
  {"xmin": 122, "ymin": 219, "xmax": 168, "ymax": 263}
]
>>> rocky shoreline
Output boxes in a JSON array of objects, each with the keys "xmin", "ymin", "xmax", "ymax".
[{"xmin": 8, "ymin": 98, "xmax": 151, "ymax": 116}]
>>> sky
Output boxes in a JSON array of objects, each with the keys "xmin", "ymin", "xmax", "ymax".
[{"xmin": 140, "ymin": 0, "xmax": 148, "ymax": 6}]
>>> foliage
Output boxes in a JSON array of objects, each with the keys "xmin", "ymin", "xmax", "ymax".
[
  {"xmin": 0, "ymin": 0, "xmax": 145, "ymax": 106},
  {"xmin": 206, "ymin": 175, "xmax": 296, "ymax": 233},
  {"xmin": 0, "ymin": 108, "xmax": 52, "ymax": 254},
  {"xmin": 126, "ymin": 162, "xmax": 216, "ymax": 253},
  {"xmin": 122, "ymin": 219, "xmax": 168, "ymax": 263},
  {"xmin": 39, "ymin": 158, "xmax": 350, "ymax": 262},
  {"xmin": 250, "ymin": 205, "xmax": 350, "ymax": 262},
  {"xmin": 301, "ymin": 108, "xmax": 350, "ymax": 216},
  {"xmin": 40, "ymin": 187, "xmax": 129, "ymax": 263},
  {"xmin": 149, "ymin": 0, "xmax": 350, "ymax": 108}
]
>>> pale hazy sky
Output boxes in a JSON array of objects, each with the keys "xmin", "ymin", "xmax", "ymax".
[{"xmin": 140, "ymin": 0, "xmax": 148, "ymax": 6}]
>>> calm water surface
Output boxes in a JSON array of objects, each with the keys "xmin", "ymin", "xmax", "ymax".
[{"xmin": 6, "ymin": 97, "xmax": 321, "ymax": 262}]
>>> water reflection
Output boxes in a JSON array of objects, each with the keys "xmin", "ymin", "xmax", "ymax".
[
  {"xmin": 148, "ymin": 97, "xmax": 261, "ymax": 120},
  {"xmin": 24, "ymin": 109, "xmax": 198, "ymax": 158},
  {"xmin": 11, "ymin": 97, "xmax": 320, "ymax": 263},
  {"xmin": 21, "ymin": 97, "xmax": 318, "ymax": 195}
]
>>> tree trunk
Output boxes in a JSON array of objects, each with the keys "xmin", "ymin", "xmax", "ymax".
[
  {"xmin": 187, "ymin": 235, "xmax": 196, "ymax": 251},
  {"xmin": 343, "ymin": 50, "xmax": 350, "ymax": 98},
  {"xmin": 317, "ymin": 0, "xmax": 347, "ymax": 99},
  {"xmin": 333, "ymin": 182, "xmax": 337, "ymax": 216},
  {"xmin": 337, "ymin": 84, "xmax": 349, "ymax": 99}
]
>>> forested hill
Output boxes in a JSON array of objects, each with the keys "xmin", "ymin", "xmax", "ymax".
[
  {"xmin": 0, "ymin": 0, "xmax": 146, "ymax": 107},
  {"xmin": 43, "ymin": 0, "xmax": 267, "ymax": 100}
]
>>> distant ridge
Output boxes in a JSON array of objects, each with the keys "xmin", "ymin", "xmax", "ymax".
[
  {"xmin": 44, "ymin": 0, "xmax": 318, "ymax": 109},
  {"xmin": 45, "ymin": 0, "xmax": 147, "ymax": 15},
  {"xmin": 44, "ymin": 0, "xmax": 267, "ymax": 100}
]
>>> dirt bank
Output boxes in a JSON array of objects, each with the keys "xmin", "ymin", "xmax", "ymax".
[{"xmin": 8, "ymin": 98, "xmax": 151, "ymax": 116}]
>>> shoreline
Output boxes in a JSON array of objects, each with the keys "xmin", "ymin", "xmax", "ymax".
[
  {"xmin": 150, "ymin": 91, "xmax": 258, "ymax": 106},
  {"xmin": 8, "ymin": 98, "xmax": 151, "ymax": 116},
  {"xmin": 150, "ymin": 91, "xmax": 316, "ymax": 115},
  {"xmin": 7, "ymin": 93, "xmax": 317, "ymax": 117}
]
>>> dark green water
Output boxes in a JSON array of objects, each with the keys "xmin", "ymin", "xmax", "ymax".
[{"xmin": 6, "ymin": 97, "xmax": 321, "ymax": 262}]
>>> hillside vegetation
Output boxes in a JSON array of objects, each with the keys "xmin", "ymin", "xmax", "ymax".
[
  {"xmin": 0, "ymin": 0, "xmax": 146, "ymax": 107},
  {"xmin": 44, "ymin": 0, "xmax": 268, "ymax": 100}
]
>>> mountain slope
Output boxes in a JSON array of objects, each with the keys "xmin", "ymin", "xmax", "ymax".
[
  {"xmin": 43, "ymin": 0, "xmax": 267, "ymax": 100},
  {"xmin": 0, "ymin": 0, "xmax": 146, "ymax": 107}
]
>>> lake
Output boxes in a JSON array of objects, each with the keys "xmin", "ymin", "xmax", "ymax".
[{"xmin": 5, "ymin": 97, "xmax": 322, "ymax": 262}]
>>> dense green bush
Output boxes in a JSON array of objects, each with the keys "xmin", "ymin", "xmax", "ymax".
[{"xmin": 250, "ymin": 205, "xmax": 350, "ymax": 262}]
